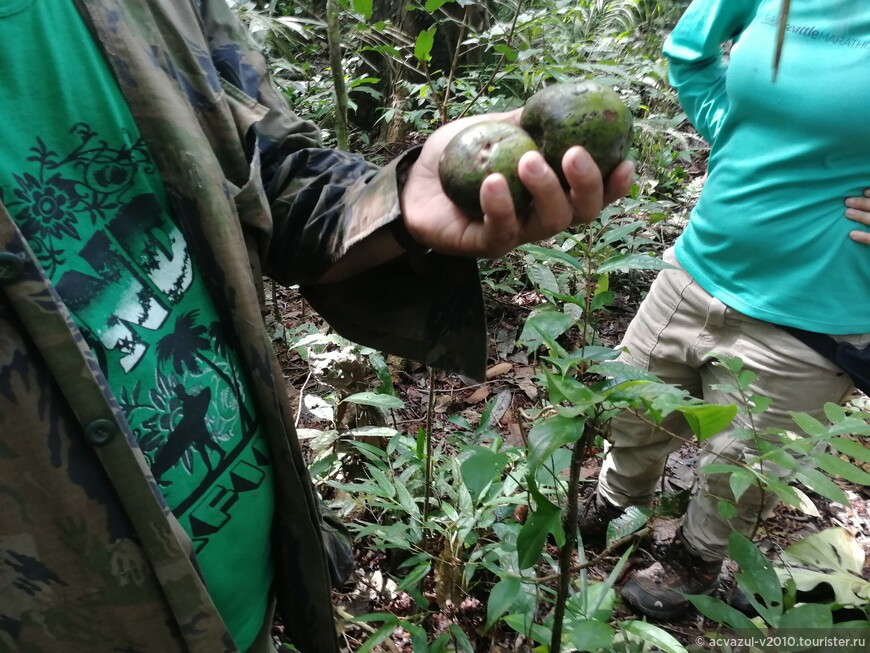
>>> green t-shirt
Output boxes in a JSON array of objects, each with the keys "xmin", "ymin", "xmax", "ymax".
[{"xmin": 0, "ymin": 1, "xmax": 275, "ymax": 649}]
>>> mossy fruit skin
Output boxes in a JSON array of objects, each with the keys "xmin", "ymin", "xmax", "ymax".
[
  {"xmin": 438, "ymin": 121, "xmax": 538, "ymax": 218},
  {"xmin": 521, "ymin": 80, "xmax": 633, "ymax": 185}
]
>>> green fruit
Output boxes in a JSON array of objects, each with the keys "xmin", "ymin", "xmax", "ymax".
[
  {"xmin": 521, "ymin": 80, "xmax": 633, "ymax": 184},
  {"xmin": 438, "ymin": 121, "xmax": 538, "ymax": 218}
]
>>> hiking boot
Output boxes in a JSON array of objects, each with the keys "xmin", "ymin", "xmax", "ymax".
[
  {"xmin": 577, "ymin": 490, "xmax": 625, "ymax": 549},
  {"xmin": 620, "ymin": 529, "xmax": 722, "ymax": 620}
]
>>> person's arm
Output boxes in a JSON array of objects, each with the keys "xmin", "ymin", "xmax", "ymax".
[
  {"xmin": 198, "ymin": 0, "xmax": 632, "ymax": 376},
  {"xmin": 663, "ymin": 0, "xmax": 760, "ymax": 144},
  {"xmin": 846, "ymin": 189, "xmax": 870, "ymax": 245}
]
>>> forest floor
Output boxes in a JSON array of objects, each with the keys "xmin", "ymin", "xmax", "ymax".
[
  {"xmin": 266, "ymin": 155, "xmax": 870, "ymax": 651},
  {"xmin": 268, "ymin": 271, "xmax": 870, "ymax": 652}
]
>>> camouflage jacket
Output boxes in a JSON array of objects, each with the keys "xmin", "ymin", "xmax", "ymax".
[{"xmin": 0, "ymin": 1, "xmax": 485, "ymax": 652}]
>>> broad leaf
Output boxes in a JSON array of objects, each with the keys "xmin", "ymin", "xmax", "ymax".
[
  {"xmin": 829, "ymin": 436, "xmax": 870, "ymax": 463},
  {"xmin": 527, "ymin": 415, "xmax": 585, "ymax": 472},
  {"xmin": 517, "ymin": 489, "xmax": 563, "ymax": 569},
  {"xmin": 527, "ymin": 262, "xmax": 560, "ymax": 296},
  {"xmin": 730, "ymin": 531, "xmax": 783, "ymax": 625},
  {"xmin": 569, "ymin": 619, "xmax": 614, "ymax": 652},
  {"xmin": 596, "ymin": 252, "xmax": 674, "ymax": 274},
  {"xmin": 619, "ymin": 620, "xmax": 689, "ymax": 653},
  {"xmin": 776, "ymin": 528, "xmax": 870, "ymax": 607},
  {"xmin": 676, "ymin": 404, "xmax": 738, "ymax": 440},
  {"xmin": 795, "ymin": 467, "xmax": 850, "ymax": 505},
  {"xmin": 519, "ymin": 307, "xmax": 575, "ymax": 350},
  {"xmin": 815, "ymin": 452, "xmax": 870, "ymax": 485},
  {"xmin": 414, "ymin": 27, "xmax": 436, "ymax": 63},
  {"xmin": 461, "ymin": 447, "xmax": 509, "ymax": 500},
  {"xmin": 343, "ymin": 391, "xmax": 404, "ymax": 410},
  {"xmin": 778, "ymin": 603, "xmax": 833, "ymax": 630},
  {"xmin": 685, "ymin": 594, "xmax": 761, "ymax": 631},
  {"xmin": 486, "ymin": 576, "xmax": 520, "ymax": 629},
  {"xmin": 605, "ymin": 505, "xmax": 651, "ymax": 546}
]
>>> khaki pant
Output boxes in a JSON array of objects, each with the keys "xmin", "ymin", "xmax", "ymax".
[{"xmin": 598, "ymin": 249, "xmax": 869, "ymax": 560}]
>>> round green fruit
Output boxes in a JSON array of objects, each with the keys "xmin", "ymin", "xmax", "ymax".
[
  {"xmin": 438, "ymin": 121, "xmax": 538, "ymax": 218},
  {"xmin": 521, "ymin": 80, "xmax": 633, "ymax": 185}
]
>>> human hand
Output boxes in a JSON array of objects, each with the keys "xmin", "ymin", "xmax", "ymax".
[
  {"xmin": 400, "ymin": 109, "xmax": 634, "ymax": 259},
  {"xmin": 846, "ymin": 189, "xmax": 870, "ymax": 245}
]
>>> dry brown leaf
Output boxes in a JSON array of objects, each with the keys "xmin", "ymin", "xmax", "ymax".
[
  {"xmin": 485, "ymin": 361, "xmax": 513, "ymax": 380},
  {"xmin": 465, "ymin": 386, "xmax": 490, "ymax": 404}
]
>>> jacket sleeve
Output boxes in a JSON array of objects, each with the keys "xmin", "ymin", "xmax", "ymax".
[
  {"xmin": 663, "ymin": 0, "xmax": 760, "ymax": 144},
  {"xmin": 197, "ymin": 0, "xmax": 487, "ymax": 378}
]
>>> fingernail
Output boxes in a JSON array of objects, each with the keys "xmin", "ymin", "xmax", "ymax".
[
  {"xmin": 846, "ymin": 198, "xmax": 856, "ymax": 207},
  {"xmin": 525, "ymin": 153, "xmax": 546, "ymax": 178},
  {"xmin": 573, "ymin": 154, "xmax": 592, "ymax": 176},
  {"xmin": 846, "ymin": 208, "xmax": 859, "ymax": 218}
]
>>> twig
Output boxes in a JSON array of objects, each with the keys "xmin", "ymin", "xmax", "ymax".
[
  {"xmin": 423, "ymin": 367, "xmax": 436, "ymax": 522},
  {"xmin": 550, "ymin": 422, "xmax": 596, "ymax": 653},
  {"xmin": 772, "ymin": 0, "xmax": 791, "ymax": 81}
]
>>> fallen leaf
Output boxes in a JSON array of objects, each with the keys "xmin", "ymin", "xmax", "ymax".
[
  {"xmin": 465, "ymin": 386, "xmax": 490, "ymax": 404},
  {"xmin": 486, "ymin": 361, "xmax": 513, "ymax": 380}
]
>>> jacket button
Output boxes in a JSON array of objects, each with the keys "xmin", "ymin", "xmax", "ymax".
[
  {"xmin": 0, "ymin": 252, "xmax": 24, "ymax": 282},
  {"xmin": 84, "ymin": 419, "xmax": 117, "ymax": 446}
]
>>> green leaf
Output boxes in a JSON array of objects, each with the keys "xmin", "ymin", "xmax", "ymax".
[
  {"xmin": 790, "ymin": 486, "xmax": 821, "ymax": 517},
  {"xmin": 356, "ymin": 622, "xmax": 395, "ymax": 653},
  {"xmin": 400, "ymin": 621, "xmax": 429, "ymax": 653},
  {"xmin": 569, "ymin": 620, "xmax": 614, "ymax": 652},
  {"xmin": 395, "ymin": 478, "xmax": 421, "ymax": 519},
  {"xmin": 527, "ymin": 415, "xmax": 584, "ymax": 471},
  {"xmin": 351, "ymin": 0, "xmax": 373, "ymax": 20},
  {"xmin": 791, "ymin": 411, "xmax": 828, "ymax": 437},
  {"xmin": 777, "ymin": 527, "xmax": 870, "ymax": 607},
  {"xmin": 717, "ymin": 500, "xmax": 738, "ymax": 520},
  {"xmin": 396, "ymin": 561, "xmax": 431, "ymax": 592},
  {"xmin": 519, "ymin": 243, "xmax": 585, "ymax": 272},
  {"xmin": 519, "ymin": 307, "xmax": 575, "ymax": 350},
  {"xmin": 414, "ymin": 27, "xmax": 436, "ymax": 63},
  {"xmin": 447, "ymin": 624, "xmax": 474, "ymax": 653},
  {"xmin": 424, "ymin": 0, "xmax": 452, "ymax": 12},
  {"xmin": 676, "ymin": 404, "xmax": 738, "ymax": 440},
  {"xmin": 823, "ymin": 402, "xmax": 847, "ymax": 423},
  {"xmin": 829, "ymin": 437, "xmax": 870, "ymax": 463},
  {"xmin": 593, "ymin": 220, "xmax": 648, "ymax": 250},
  {"xmin": 605, "ymin": 505, "xmax": 651, "ymax": 546},
  {"xmin": 729, "ymin": 469, "xmax": 756, "ymax": 502},
  {"xmin": 502, "ymin": 613, "xmax": 552, "ymax": 644},
  {"xmin": 729, "ymin": 531, "xmax": 783, "ymax": 624},
  {"xmin": 778, "ymin": 603, "xmax": 833, "ymax": 631},
  {"xmin": 795, "ymin": 467, "xmax": 850, "ymax": 504},
  {"xmin": 517, "ymin": 490, "xmax": 563, "ymax": 569},
  {"xmin": 343, "ymin": 391, "xmax": 404, "ymax": 410},
  {"xmin": 685, "ymin": 594, "xmax": 761, "ymax": 631},
  {"xmin": 596, "ymin": 252, "xmax": 674, "ymax": 274},
  {"xmin": 748, "ymin": 394, "xmax": 772, "ymax": 413},
  {"xmin": 461, "ymin": 447, "xmax": 509, "ymax": 500},
  {"xmin": 587, "ymin": 361, "xmax": 660, "ymax": 382},
  {"xmin": 492, "ymin": 43, "xmax": 518, "ymax": 62},
  {"xmin": 545, "ymin": 373, "xmax": 598, "ymax": 407},
  {"xmin": 486, "ymin": 576, "xmax": 520, "ymax": 629},
  {"xmin": 816, "ymin": 452, "xmax": 870, "ymax": 485},
  {"xmin": 415, "ymin": 427, "xmax": 426, "ymax": 460},
  {"xmin": 619, "ymin": 620, "xmax": 689, "ymax": 653},
  {"xmin": 527, "ymin": 263, "xmax": 561, "ymax": 296},
  {"xmin": 366, "ymin": 464, "xmax": 396, "ymax": 498}
]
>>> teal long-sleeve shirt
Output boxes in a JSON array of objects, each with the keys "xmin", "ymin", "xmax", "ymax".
[{"xmin": 665, "ymin": 0, "xmax": 870, "ymax": 334}]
